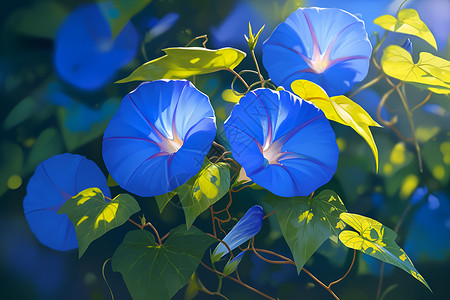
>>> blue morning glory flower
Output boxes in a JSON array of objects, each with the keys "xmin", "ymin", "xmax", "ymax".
[
  {"xmin": 224, "ymin": 88, "xmax": 338, "ymax": 197},
  {"xmin": 54, "ymin": 2, "xmax": 138, "ymax": 90},
  {"xmin": 401, "ymin": 38, "xmax": 413, "ymax": 54},
  {"xmin": 304, "ymin": 0, "xmax": 395, "ymax": 35},
  {"xmin": 212, "ymin": 205, "xmax": 263, "ymax": 262},
  {"xmin": 23, "ymin": 154, "xmax": 111, "ymax": 251},
  {"xmin": 262, "ymin": 7, "xmax": 372, "ymax": 96},
  {"xmin": 102, "ymin": 80, "xmax": 216, "ymax": 197},
  {"xmin": 223, "ymin": 251, "xmax": 246, "ymax": 276}
]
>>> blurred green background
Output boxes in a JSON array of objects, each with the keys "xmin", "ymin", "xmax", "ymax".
[{"xmin": 1, "ymin": 0, "xmax": 449, "ymax": 299}]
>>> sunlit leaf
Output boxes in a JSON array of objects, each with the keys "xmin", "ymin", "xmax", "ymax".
[
  {"xmin": 381, "ymin": 45, "xmax": 450, "ymax": 94},
  {"xmin": 292, "ymin": 79, "xmax": 380, "ymax": 171},
  {"xmin": 58, "ymin": 187, "xmax": 140, "ymax": 257},
  {"xmin": 339, "ymin": 213, "xmax": 431, "ymax": 291},
  {"xmin": 155, "ymin": 191, "xmax": 177, "ymax": 213},
  {"xmin": 177, "ymin": 160, "xmax": 230, "ymax": 229},
  {"xmin": 374, "ymin": 9, "xmax": 437, "ymax": 50},
  {"xmin": 99, "ymin": 0, "xmax": 152, "ymax": 38},
  {"xmin": 117, "ymin": 47, "xmax": 246, "ymax": 83},
  {"xmin": 111, "ymin": 225, "xmax": 216, "ymax": 300},
  {"xmin": 264, "ymin": 190, "xmax": 347, "ymax": 273}
]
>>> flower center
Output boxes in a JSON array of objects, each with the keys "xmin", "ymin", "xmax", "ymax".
[
  {"xmin": 262, "ymin": 140, "xmax": 286, "ymax": 165},
  {"xmin": 158, "ymin": 135, "xmax": 183, "ymax": 154},
  {"xmin": 305, "ymin": 45, "xmax": 332, "ymax": 74}
]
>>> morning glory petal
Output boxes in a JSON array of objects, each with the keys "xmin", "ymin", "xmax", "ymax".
[
  {"xmin": 401, "ymin": 38, "xmax": 413, "ymax": 54},
  {"xmin": 54, "ymin": 3, "xmax": 138, "ymax": 90},
  {"xmin": 224, "ymin": 88, "xmax": 338, "ymax": 197},
  {"xmin": 23, "ymin": 154, "xmax": 111, "ymax": 251},
  {"xmin": 102, "ymin": 79, "xmax": 216, "ymax": 197},
  {"xmin": 223, "ymin": 251, "xmax": 246, "ymax": 276},
  {"xmin": 262, "ymin": 7, "xmax": 372, "ymax": 96},
  {"xmin": 212, "ymin": 205, "xmax": 263, "ymax": 262}
]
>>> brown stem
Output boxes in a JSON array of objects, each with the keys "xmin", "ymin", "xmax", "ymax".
[
  {"xmin": 411, "ymin": 91, "xmax": 432, "ymax": 113},
  {"xmin": 160, "ymin": 229, "xmax": 172, "ymax": 242},
  {"xmin": 349, "ymin": 74, "xmax": 383, "ymax": 98},
  {"xmin": 302, "ymin": 268, "xmax": 340, "ymax": 300},
  {"xmin": 232, "ymin": 184, "xmax": 252, "ymax": 193},
  {"xmin": 144, "ymin": 222, "xmax": 162, "ymax": 245},
  {"xmin": 128, "ymin": 218, "xmax": 143, "ymax": 230},
  {"xmin": 377, "ymin": 84, "xmax": 413, "ymax": 142},
  {"xmin": 225, "ymin": 68, "xmax": 250, "ymax": 89},
  {"xmin": 196, "ymin": 277, "xmax": 229, "ymax": 300},
  {"xmin": 250, "ymin": 239, "xmax": 340, "ymax": 300},
  {"xmin": 214, "ymin": 190, "xmax": 233, "ymax": 215},
  {"xmin": 328, "ymin": 249, "xmax": 356, "ymax": 288},
  {"xmin": 213, "ymin": 141, "xmax": 228, "ymax": 153},
  {"xmin": 385, "ymin": 77, "xmax": 423, "ymax": 172},
  {"xmin": 200, "ymin": 262, "xmax": 276, "ymax": 300},
  {"xmin": 201, "ymin": 230, "xmax": 235, "ymax": 259},
  {"xmin": 214, "ymin": 151, "xmax": 232, "ymax": 164},
  {"xmin": 210, "ymin": 206, "xmax": 217, "ymax": 237},
  {"xmin": 263, "ymin": 211, "xmax": 275, "ymax": 220},
  {"xmin": 185, "ymin": 34, "xmax": 208, "ymax": 48}
]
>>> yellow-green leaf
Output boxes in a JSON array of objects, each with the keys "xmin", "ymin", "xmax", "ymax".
[
  {"xmin": 99, "ymin": 0, "xmax": 152, "ymax": 38},
  {"xmin": 339, "ymin": 213, "xmax": 431, "ymax": 291},
  {"xmin": 381, "ymin": 45, "xmax": 450, "ymax": 94},
  {"xmin": 374, "ymin": 8, "xmax": 437, "ymax": 50},
  {"xmin": 58, "ymin": 188, "xmax": 140, "ymax": 257},
  {"xmin": 291, "ymin": 80, "xmax": 380, "ymax": 172},
  {"xmin": 117, "ymin": 47, "xmax": 246, "ymax": 83},
  {"xmin": 264, "ymin": 190, "xmax": 347, "ymax": 274},
  {"xmin": 178, "ymin": 160, "xmax": 230, "ymax": 229}
]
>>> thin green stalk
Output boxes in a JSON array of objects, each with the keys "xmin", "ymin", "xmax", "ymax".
[
  {"xmin": 102, "ymin": 258, "xmax": 114, "ymax": 300},
  {"xmin": 349, "ymin": 74, "xmax": 383, "ymax": 98},
  {"xmin": 251, "ymin": 50, "xmax": 265, "ymax": 87}
]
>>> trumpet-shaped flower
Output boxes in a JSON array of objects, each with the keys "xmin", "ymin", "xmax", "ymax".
[
  {"xmin": 223, "ymin": 251, "xmax": 246, "ymax": 276},
  {"xmin": 102, "ymin": 80, "xmax": 216, "ymax": 197},
  {"xmin": 54, "ymin": 3, "xmax": 138, "ymax": 90},
  {"xmin": 23, "ymin": 154, "xmax": 111, "ymax": 250},
  {"xmin": 224, "ymin": 88, "xmax": 338, "ymax": 197},
  {"xmin": 212, "ymin": 205, "xmax": 263, "ymax": 262},
  {"xmin": 262, "ymin": 7, "xmax": 372, "ymax": 96}
]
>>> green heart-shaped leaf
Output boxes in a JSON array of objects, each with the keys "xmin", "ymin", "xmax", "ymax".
[
  {"xmin": 339, "ymin": 213, "xmax": 431, "ymax": 291},
  {"xmin": 117, "ymin": 47, "xmax": 246, "ymax": 83},
  {"xmin": 292, "ymin": 79, "xmax": 381, "ymax": 172},
  {"xmin": 112, "ymin": 225, "xmax": 216, "ymax": 300},
  {"xmin": 374, "ymin": 8, "xmax": 437, "ymax": 50},
  {"xmin": 381, "ymin": 45, "xmax": 450, "ymax": 95},
  {"xmin": 58, "ymin": 187, "xmax": 140, "ymax": 257},
  {"xmin": 264, "ymin": 190, "xmax": 347, "ymax": 273}
]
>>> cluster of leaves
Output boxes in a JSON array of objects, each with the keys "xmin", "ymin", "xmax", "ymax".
[{"xmin": 18, "ymin": 1, "xmax": 450, "ymax": 300}]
